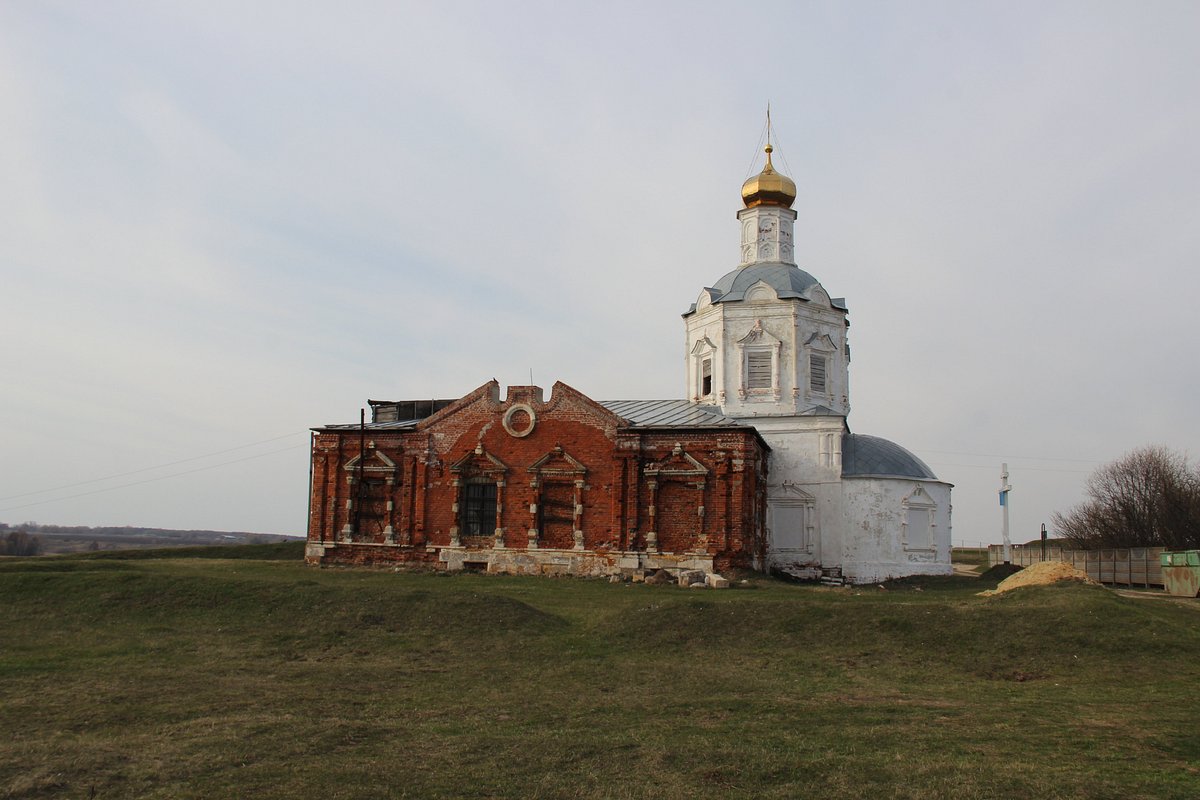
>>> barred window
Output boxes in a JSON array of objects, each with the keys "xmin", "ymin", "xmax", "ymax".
[
  {"xmin": 460, "ymin": 481, "xmax": 497, "ymax": 537},
  {"xmin": 701, "ymin": 358, "xmax": 713, "ymax": 397}
]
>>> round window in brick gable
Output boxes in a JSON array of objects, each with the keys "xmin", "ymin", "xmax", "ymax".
[{"xmin": 502, "ymin": 404, "xmax": 536, "ymax": 438}]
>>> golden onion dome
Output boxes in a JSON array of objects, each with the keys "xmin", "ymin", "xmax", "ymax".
[{"xmin": 741, "ymin": 143, "xmax": 796, "ymax": 209}]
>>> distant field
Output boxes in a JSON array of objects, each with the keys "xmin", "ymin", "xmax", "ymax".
[
  {"xmin": 951, "ymin": 547, "xmax": 990, "ymax": 569},
  {"xmin": 2, "ymin": 544, "xmax": 1198, "ymax": 799},
  {"xmin": 3, "ymin": 527, "xmax": 299, "ymax": 556}
]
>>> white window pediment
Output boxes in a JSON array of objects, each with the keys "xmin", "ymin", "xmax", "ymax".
[
  {"xmin": 903, "ymin": 485, "xmax": 936, "ymax": 508},
  {"xmin": 449, "ymin": 444, "xmax": 508, "ymax": 477},
  {"xmin": 690, "ymin": 335, "xmax": 716, "ymax": 357},
  {"xmin": 343, "ymin": 450, "xmax": 398, "ymax": 474},
  {"xmin": 737, "ymin": 319, "xmax": 782, "ymax": 348},
  {"xmin": 645, "ymin": 442, "xmax": 709, "ymax": 479},
  {"xmin": 745, "ymin": 280, "xmax": 777, "ymax": 304},
  {"xmin": 807, "ymin": 285, "xmax": 830, "ymax": 307},
  {"xmin": 804, "ymin": 332, "xmax": 837, "ymax": 353},
  {"xmin": 528, "ymin": 445, "xmax": 587, "ymax": 479},
  {"xmin": 779, "ymin": 483, "xmax": 816, "ymax": 502}
]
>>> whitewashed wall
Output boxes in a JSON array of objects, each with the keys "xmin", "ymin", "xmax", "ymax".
[{"xmin": 840, "ymin": 477, "xmax": 953, "ymax": 583}]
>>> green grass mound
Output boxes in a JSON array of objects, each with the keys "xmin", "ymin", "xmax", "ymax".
[{"xmin": 2, "ymin": 551, "xmax": 1198, "ymax": 799}]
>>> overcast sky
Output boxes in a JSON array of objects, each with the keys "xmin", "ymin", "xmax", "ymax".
[{"xmin": 2, "ymin": 1, "xmax": 1198, "ymax": 545}]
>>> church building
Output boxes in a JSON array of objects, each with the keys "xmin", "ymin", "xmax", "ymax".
[{"xmin": 305, "ymin": 141, "xmax": 952, "ymax": 584}]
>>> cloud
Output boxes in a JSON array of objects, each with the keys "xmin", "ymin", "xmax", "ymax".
[{"xmin": 2, "ymin": 2, "xmax": 1198, "ymax": 540}]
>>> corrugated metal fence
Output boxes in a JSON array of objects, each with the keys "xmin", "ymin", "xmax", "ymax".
[{"xmin": 988, "ymin": 544, "xmax": 1164, "ymax": 588}]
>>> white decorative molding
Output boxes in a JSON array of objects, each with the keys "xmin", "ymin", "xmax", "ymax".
[
  {"xmin": 737, "ymin": 205, "xmax": 798, "ymax": 266},
  {"xmin": 342, "ymin": 450, "xmax": 398, "ymax": 474},
  {"xmin": 502, "ymin": 403, "xmax": 537, "ymax": 438},
  {"xmin": 644, "ymin": 442, "xmax": 709, "ymax": 479},
  {"xmin": 527, "ymin": 445, "xmax": 587, "ymax": 478}
]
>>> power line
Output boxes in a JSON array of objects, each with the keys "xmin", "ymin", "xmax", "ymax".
[
  {"xmin": 917, "ymin": 448, "xmax": 1103, "ymax": 464},
  {"xmin": 927, "ymin": 461, "xmax": 1093, "ymax": 475},
  {"xmin": 0, "ymin": 431, "xmax": 309, "ymax": 502},
  {"xmin": 0, "ymin": 443, "xmax": 308, "ymax": 514}
]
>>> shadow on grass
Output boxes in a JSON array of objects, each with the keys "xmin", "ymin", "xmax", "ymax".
[{"xmin": 878, "ymin": 573, "xmax": 994, "ymax": 592}]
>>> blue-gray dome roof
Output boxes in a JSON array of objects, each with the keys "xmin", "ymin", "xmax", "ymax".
[
  {"xmin": 684, "ymin": 263, "xmax": 846, "ymax": 315},
  {"xmin": 841, "ymin": 433, "xmax": 937, "ymax": 480},
  {"xmin": 712, "ymin": 263, "xmax": 820, "ymax": 301}
]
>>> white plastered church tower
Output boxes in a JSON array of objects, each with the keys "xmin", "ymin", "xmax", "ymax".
[{"xmin": 683, "ymin": 138, "xmax": 953, "ymax": 583}]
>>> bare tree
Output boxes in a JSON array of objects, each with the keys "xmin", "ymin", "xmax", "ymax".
[
  {"xmin": 2, "ymin": 530, "xmax": 43, "ymax": 556},
  {"xmin": 1054, "ymin": 446, "xmax": 1200, "ymax": 549}
]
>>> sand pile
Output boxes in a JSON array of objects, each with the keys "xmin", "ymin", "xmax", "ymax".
[{"xmin": 978, "ymin": 561, "xmax": 1097, "ymax": 596}]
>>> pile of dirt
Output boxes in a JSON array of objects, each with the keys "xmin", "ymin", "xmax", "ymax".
[
  {"xmin": 979, "ymin": 563, "xmax": 1024, "ymax": 581},
  {"xmin": 978, "ymin": 560, "xmax": 1097, "ymax": 596}
]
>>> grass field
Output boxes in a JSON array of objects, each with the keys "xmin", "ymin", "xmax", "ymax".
[{"xmin": 2, "ymin": 544, "xmax": 1199, "ymax": 799}]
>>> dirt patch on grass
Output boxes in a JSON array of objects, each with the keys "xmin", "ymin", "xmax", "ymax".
[{"xmin": 978, "ymin": 561, "xmax": 1096, "ymax": 596}]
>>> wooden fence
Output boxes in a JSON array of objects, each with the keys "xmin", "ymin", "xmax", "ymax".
[{"xmin": 988, "ymin": 544, "xmax": 1164, "ymax": 588}]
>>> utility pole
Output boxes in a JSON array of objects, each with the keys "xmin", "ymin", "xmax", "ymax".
[{"xmin": 1000, "ymin": 463, "xmax": 1012, "ymax": 564}]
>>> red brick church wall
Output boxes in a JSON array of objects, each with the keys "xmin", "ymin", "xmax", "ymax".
[{"xmin": 306, "ymin": 381, "xmax": 767, "ymax": 574}]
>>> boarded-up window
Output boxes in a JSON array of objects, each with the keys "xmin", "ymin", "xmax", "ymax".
[
  {"xmin": 906, "ymin": 506, "xmax": 931, "ymax": 549},
  {"xmin": 809, "ymin": 354, "xmax": 827, "ymax": 393},
  {"xmin": 746, "ymin": 351, "xmax": 772, "ymax": 389},
  {"xmin": 701, "ymin": 358, "xmax": 712, "ymax": 396},
  {"xmin": 538, "ymin": 482, "xmax": 575, "ymax": 550}
]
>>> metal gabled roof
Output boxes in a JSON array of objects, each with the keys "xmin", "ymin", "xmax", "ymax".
[
  {"xmin": 600, "ymin": 399, "xmax": 743, "ymax": 428},
  {"xmin": 316, "ymin": 419, "xmax": 421, "ymax": 432},
  {"xmin": 317, "ymin": 399, "xmax": 758, "ymax": 437}
]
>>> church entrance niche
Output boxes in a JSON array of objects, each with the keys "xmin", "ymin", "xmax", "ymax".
[
  {"xmin": 644, "ymin": 443, "xmax": 709, "ymax": 554},
  {"xmin": 768, "ymin": 490, "xmax": 818, "ymax": 563},
  {"xmin": 341, "ymin": 450, "xmax": 399, "ymax": 543},
  {"xmin": 538, "ymin": 482, "xmax": 576, "ymax": 550},
  {"xmin": 527, "ymin": 445, "xmax": 587, "ymax": 551},
  {"xmin": 356, "ymin": 479, "xmax": 388, "ymax": 538},
  {"xmin": 654, "ymin": 480, "xmax": 700, "ymax": 554}
]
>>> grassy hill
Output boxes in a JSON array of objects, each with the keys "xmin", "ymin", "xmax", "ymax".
[{"xmin": 2, "ymin": 545, "xmax": 1198, "ymax": 799}]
